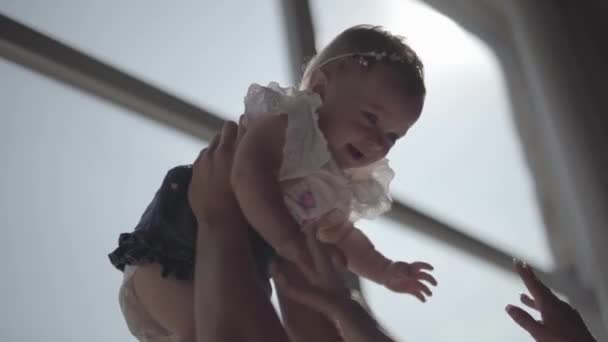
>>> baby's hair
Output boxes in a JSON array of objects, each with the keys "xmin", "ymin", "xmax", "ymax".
[{"xmin": 300, "ymin": 25, "xmax": 425, "ymax": 99}]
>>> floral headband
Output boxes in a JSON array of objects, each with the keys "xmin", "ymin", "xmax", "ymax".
[{"xmin": 316, "ymin": 50, "xmax": 416, "ymax": 69}]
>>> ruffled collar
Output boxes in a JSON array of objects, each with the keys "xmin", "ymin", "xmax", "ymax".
[
  {"xmin": 248, "ymin": 82, "xmax": 395, "ymax": 221},
  {"xmin": 278, "ymin": 83, "xmax": 395, "ymax": 220}
]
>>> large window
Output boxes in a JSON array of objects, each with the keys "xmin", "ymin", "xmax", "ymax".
[
  {"xmin": 1, "ymin": 1, "xmax": 555, "ymax": 341},
  {"xmin": 2, "ymin": 0, "xmax": 291, "ymax": 119},
  {"xmin": 0, "ymin": 60, "xmax": 203, "ymax": 342}
]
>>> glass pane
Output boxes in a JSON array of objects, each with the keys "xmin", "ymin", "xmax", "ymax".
[
  {"xmin": 0, "ymin": 60, "xmax": 204, "ymax": 342},
  {"xmin": 360, "ymin": 218, "xmax": 535, "ymax": 342},
  {"xmin": 1, "ymin": 0, "xmax": 291, "ymax": 120},
  {"xmin": 311, "ymin": 0, "xmax": 554, "ymax": 269}
]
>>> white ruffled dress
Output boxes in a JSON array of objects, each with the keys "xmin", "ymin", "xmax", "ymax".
[{"xmin": 243, "ymin": 82, "xmax": 395, "ymax": 229}]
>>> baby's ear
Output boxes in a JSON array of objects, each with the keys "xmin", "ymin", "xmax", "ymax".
[{"xmin": 309, "ymin": 69, "xmax": 329, "ymax": 100}]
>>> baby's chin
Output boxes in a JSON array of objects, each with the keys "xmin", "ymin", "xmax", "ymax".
[{"xmin": 336, "ymin": 156, "xmax": 369, "ymax": 171}]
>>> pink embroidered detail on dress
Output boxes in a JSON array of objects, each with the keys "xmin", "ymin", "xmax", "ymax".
[{"xmin": 299, "ymin": 191, "xmax": 316, "ymax": 209}]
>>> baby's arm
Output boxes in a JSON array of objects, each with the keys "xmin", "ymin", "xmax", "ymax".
[
  {"xmin": 336, "ymin": 225, "xmax": 437, "ymax": 301},
  {"xmin": 232, "ymin": 114, "xmax": 307, "ymax": 264},
  {"xmin": 335, "ymin": 226, "xmax": 392, "ymax": 284}
]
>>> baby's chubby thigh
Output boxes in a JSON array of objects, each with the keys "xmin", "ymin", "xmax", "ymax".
[{"xmin": 130, "ymin": 263, "xmax": 196, "ymax": 342}]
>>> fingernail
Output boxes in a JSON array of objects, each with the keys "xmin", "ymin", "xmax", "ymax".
[{"xmin": 505, "ymin": 304, "xmax": 515, "ymax": 313}]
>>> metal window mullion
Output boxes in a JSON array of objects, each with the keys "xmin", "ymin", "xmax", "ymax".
[
  {"xmin": 0, "ymin": 14, "xmax": 222, "ymax": 141},
  {"xmin": 280, "ymin": 0, "xmax": 317, "ymax": 83}
]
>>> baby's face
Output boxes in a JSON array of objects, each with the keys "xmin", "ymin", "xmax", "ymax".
[{"xmin": 316, "ymin": 65, "xmax": 423, "ymax": 170}]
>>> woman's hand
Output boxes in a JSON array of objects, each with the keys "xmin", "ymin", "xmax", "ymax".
[
  {"xmin": 270, "ymin": 229, "xmax": 350, "ymax": 316},
  {"xmin": 506, "ymin": 260, "xmax": 596, "ymax": 342},
  {"xmin": 271, "ymin": 230, "xmax": 395, "ymax": 342},
  {"xmin": 188, "ymin": 119, "xmax": 246, "ymax": 227}
]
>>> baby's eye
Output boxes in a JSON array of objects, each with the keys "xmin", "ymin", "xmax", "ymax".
[
  {"xmin": 386, "ymin": 132, "xmax": 399, "ymax": 145},
  {"xmin": 362, "ymin": 111, "xmax": 378, "ymax": 125}
]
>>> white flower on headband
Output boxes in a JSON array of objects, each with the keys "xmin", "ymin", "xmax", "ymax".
[
  {"xmin": 356, "ymin": 51, "xmax": 412, "ymax": 67},
  {"xmin": 317, "ymin": 51, "xmax": 414, "ymax": 70}
]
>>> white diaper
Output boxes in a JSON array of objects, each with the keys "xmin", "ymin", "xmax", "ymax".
[{"xmin": 119, "ymin": 265, "xmax": 175, "ymax": 342}]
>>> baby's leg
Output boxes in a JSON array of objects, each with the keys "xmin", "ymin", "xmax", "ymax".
[
  {"xmin": 131, "ymin": 263, "xmax": 195, "ymax": 342},
  {"xmin": 127, "ymin": 230, "xmax": 277, "ymax": 342}
]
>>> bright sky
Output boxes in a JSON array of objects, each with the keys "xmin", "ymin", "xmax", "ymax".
[{"xmin": 1, "ymin": 1, "xmax": 552, "ymax": 341}]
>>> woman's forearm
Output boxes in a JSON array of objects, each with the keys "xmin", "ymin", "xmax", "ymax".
[
  {"xmin": 194, "ymin": 220, "xmax": 289, "ymax": 342},
  {"xmin": 331, "ymin": 297, "xmax": 395, "ymax": 342}
]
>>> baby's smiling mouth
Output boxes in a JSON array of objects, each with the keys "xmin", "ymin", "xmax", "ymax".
[{"xmin": 346, "ymin": 143, "xmax": 364, "ymax": 160}]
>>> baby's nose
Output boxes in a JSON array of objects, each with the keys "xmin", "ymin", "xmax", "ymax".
[{"xmin": 368, "ymin": 133, "xmax": 389, "ymax": 154}]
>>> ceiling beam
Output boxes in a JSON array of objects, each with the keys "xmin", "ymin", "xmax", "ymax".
[
  {"xmin": 0, "ymin": 14, "xmax": 223, "ymax": 141},
  {"xmin": 279, "ymin": 0, "xmax": 317, "ymax": 82}
]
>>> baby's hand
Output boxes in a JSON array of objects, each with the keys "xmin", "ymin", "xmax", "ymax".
[{"xmin": 383, "ymin": 261, "xmax": 437, "ymax": 302}]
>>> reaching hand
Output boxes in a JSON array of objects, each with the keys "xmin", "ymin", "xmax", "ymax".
[
  {"xmin": 383, "ymin": 261, "xmax": 437, "ymax": 302},
  {"xmin": 506, "ymin": 260, "xmax": 596, "ymax": 342}
]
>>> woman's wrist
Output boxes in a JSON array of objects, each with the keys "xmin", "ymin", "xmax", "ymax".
[
  {"xmin": 329, "ymin": 295, "xmax": 372, "ymax": 324},
  {"xmin": 330, "ymin": 296, "xmax": 393, "ymax": 342}
]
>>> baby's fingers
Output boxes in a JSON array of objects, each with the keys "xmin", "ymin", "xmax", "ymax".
[
  {"xmin": 416, "ymin": 272, "xmax": 438, "ymax": 286},
  {"xmin": 236, "ymin": 114, "xmax": 247, "ymax": 143},
  {"xmin": 411, "ymin": 261, "xmax": 434, "ymax": 272},
  {"xmin": 414, "ymin": 281, "xmax": 433, "ymax": 297},
  {"xmin": 412, "ymin": 291, "xmax": 427, "ymax": 303}
]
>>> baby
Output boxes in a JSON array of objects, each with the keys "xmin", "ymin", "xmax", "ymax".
[
  {"xmin": 109, "ymin": 25, "xmax": 436, "ymax": 342},
  {"xmin": 233, "ymin": 26, "xmax": 434, "ymax": 295}
]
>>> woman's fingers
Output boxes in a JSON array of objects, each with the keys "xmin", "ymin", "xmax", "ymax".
[
  {"xmin": 193, "ymin": 148, "xmax": 207, "ymax": 166},
  {"xmin": 207, "ymin": 132, "xmax": 221, "ymax": 153},
  {"xmin": 304, "ymin": 230, "xmax": 334, "ymax": 277},
  {"xmin": 237, "ymin": 114, "xmax": 247, "ymax": 143},
  {"xmin": 514, "ymin": 260, "xmax": 556, "ymax": 309},
  {"xmin": 219, "ymin": 120, "xmax": 238, "ymax": 150},
  {"xmin": 506, "ymin": 304, "xmax": 546, "ymax": 340},
  {"xmin": 520, "ymin": 293, "xmax": 538, "ymax": 310}
]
